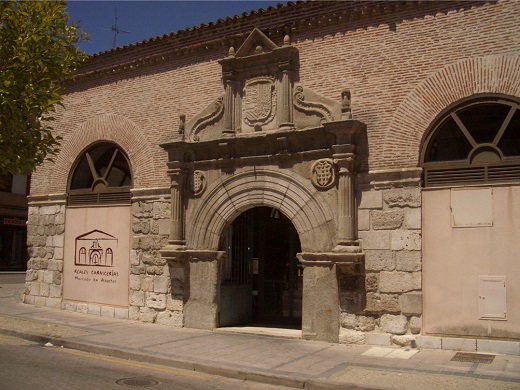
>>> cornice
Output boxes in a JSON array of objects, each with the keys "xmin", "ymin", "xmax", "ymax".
[{"xmin": 69, "ymin": 1, "xmax": 485, "ymax": 84}]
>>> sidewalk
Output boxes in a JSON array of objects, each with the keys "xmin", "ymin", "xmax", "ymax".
[{"xmin": 0, "ymin": 277, "xmax": 519, "ymax": 390}]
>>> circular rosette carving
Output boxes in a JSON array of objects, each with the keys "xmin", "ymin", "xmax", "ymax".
[
  {"xmin": 189, "ymin": 170, "xmax": 207, "ymax": 196},
  {"xmin": 311, "ymin": 159, "xmax": 336, "ymax": 190}
]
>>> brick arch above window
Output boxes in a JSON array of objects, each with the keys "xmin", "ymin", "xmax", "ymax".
[
  {"xmin": 381, "ymin": 55, "xmax": 520, "ymax": 170},
  {"xmin": 50, "ymin": 114, "xmax": 156, "ymax": 192}
]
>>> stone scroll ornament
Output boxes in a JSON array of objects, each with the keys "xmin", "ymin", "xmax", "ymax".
[
  {"xmin": 189, "ymin": 170, "xmax": 206, "ymax": 196},
  {"xmin": 311, "ymin": 159, "xmax": 336, "ymax": 190},
  {"xmin": 294, "ymin": 85, "xmax": 334, "ymax": 122}
]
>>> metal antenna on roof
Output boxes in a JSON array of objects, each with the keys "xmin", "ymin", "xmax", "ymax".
[{"xmin": 111, "ymin": 7, "xmax": 130, "ymax": 49}]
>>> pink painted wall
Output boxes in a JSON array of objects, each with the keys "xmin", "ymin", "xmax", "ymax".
[
  {"xmin": 63, "ymin": 206, "xmax": 131, "ymax": 307},
  {"xmin": 423, "ymin": 185, "xmax": 520, "ymax": 339}
]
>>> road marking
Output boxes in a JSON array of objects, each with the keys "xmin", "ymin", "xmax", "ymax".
[{"xmin": 46, "ymin": 346, "xmax": 212, "ymax": 382}]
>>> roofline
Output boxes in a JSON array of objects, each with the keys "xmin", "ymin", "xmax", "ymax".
[{"xmin": 72, "ymin": 1, "xmax": 486, "ymax": 82}]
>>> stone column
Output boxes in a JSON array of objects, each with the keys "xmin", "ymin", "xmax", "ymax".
[{"xmin": 333, "ymin": 144, "xmax": 360, "ymax": 253}]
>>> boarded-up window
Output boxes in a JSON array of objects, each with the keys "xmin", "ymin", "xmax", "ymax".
[{"xmin": 451, "ymin": 188, "xmax": 493, "ymax": 228}]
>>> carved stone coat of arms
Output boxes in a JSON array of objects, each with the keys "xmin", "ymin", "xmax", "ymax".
[{"xmin": 243, "ymin": 76, "xmax": 276, "ymax": 129}]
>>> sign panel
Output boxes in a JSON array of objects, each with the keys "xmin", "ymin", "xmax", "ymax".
[{"xmin": 63, "ymin": 206, "xmax": 130, "ymax": 307}]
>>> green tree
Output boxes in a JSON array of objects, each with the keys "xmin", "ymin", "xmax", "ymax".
[{"xmin": 0, "ymin": 1, "xmax": 86, "ymax": 175}]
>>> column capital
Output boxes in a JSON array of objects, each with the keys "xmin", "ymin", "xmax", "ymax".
[
  {"xmin": 333, "ymin": 145, "xmax": 356, "ymax": 174},
  {"xmin": 166, "ymin": 165, "xmax": 186, "ymax": 185}
]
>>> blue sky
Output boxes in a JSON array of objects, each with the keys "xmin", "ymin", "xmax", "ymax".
[{"xmin": 66, "ymin": 1, "xmax": 283, "ymax": 55}]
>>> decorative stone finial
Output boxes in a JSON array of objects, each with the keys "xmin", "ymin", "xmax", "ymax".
[
  {"xmin": 341, "ymin": 89, "xmax": 352, "ymax": 119},
  {"xmin": 283, "ymin": 34, "xmax": 291, "ymax": 46},
  {"xmin": 179, "ymin": 114, "xmax": 186, "ymax": 136},
  {"xmin": 228, "ymin": 46, "xmax": 235, "ymax": 57}
]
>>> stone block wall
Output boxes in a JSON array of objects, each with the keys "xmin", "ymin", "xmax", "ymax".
[
  {"xmin": 129, "ymin": 191, "xmax": 182, "ymax": 326},
  {"xmin": 24, "ymin": 191, "xmax": 182, "ymax": 326},
  {"xmin": 339, "ymin": 169, "xmax": 423, "ymax": 347},
  {"xmin": 24, "ymin": 202, "xmax": 65, "ymax": 309}
]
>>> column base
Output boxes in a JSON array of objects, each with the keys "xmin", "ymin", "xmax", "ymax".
[{"xmin": 332, "ymin": 241, "xmax": 362, "ymax": 253}]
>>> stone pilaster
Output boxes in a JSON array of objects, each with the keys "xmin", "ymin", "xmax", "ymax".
[
  {"xmin": 222, "ymin": 72, "xmax": 238, "ymax": 136},
  {"xmin": 333, "ymin": 144, "xmax": 361, "ymax": 253},
  {"xmin": 278, "ymin": 66, "xmax": 295, "ymax": 130},
  {"xmin": 166, "ymin": 165, "xmax": 186, "ymax": 250}
]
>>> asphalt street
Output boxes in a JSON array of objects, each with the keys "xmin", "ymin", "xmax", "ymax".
[{"xmin": 0, "ymin": 334, "xmax": 293, "ymax": 390}]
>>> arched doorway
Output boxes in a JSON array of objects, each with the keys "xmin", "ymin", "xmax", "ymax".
[{"xmin": 219, "ymin": 207, "xmax": 302, "ymax": 328}]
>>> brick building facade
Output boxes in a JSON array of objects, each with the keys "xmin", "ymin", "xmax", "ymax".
[{"xmin": 25, "ymin": 1, "xmax": 520, "ymax": 350}]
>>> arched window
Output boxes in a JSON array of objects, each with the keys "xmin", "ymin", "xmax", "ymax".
[
  {"xmin": 421, "ymin": 96, "xmax": 520, "ymax": 186},
  {"xmin": 68, "ymin": 142, "xmax": 132, "ymax": 205}
]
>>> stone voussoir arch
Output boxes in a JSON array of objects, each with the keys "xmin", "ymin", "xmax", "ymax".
[
  {"xmin": 382, "ymin": 55, "xmax": 520, "ymax": 169},
  {"xmin": 187, "ymin": 168, "xmax": 336, "ymax": 252},
  {"xmin": 51, "ymin": 114, "xmax": 156, "ymax": 192}
]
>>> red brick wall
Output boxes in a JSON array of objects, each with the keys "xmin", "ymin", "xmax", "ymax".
[{"xmin": 32, "ymin": 0, "xmax": 520, "ymax": 194}]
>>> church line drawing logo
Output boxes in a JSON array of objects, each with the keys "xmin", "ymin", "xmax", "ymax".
[{"xmin": 74, "ymin": 229, "xmax": 118, "ymax": 267}]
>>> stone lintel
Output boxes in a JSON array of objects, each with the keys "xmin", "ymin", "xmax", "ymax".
[
  {"xmin": 161, "ymin": 246, "xmax": 225, "ymax": 265},
  {"xmin": 297, "ymin": 251, "xmax": 364, "ymax": 267},
  {"xmin": 357, "ymin": 168, "xmax": 422, "ymax": 190},
  {"xmin": 131, "ymin": 187, "xmax": 170, "ymax": 200},
  {"xmin": 28, "ymin": 193, "xmax": 67, "ymax": 206}
]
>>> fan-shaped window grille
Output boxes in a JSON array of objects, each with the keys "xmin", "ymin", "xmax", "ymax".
[
  {"xmin": 421, "ymin": 97, "xmax": 520, "ymax": 187},
  {"xmin": 68, "ymin": 142, "xmax": 132, "ymax": 205}
]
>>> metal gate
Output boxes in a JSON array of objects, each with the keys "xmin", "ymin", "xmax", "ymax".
[{"xmin": 219, "ymin": 211, "xmax": 253, "ymax": 326}]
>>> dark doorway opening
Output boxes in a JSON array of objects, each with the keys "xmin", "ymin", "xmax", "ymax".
[{"xmin": 220, "ymin": 207, "xmax": 302, "ymax": 328}]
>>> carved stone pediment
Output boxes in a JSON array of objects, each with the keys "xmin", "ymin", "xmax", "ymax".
[
  {"xmin": 234, "ymin": 28, "xmax": 279, "ymax": 58},
  {"xmin": 182, "ymin": 29, "xmax": 344, "ymax": 143}
]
